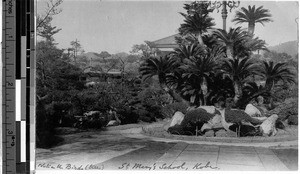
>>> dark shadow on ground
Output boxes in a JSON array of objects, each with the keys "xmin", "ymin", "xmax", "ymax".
[{"xmin": 272, "ymin": 148, "xmax": 298, "ymax": 170}]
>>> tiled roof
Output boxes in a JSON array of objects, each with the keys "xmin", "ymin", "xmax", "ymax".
[{"xmin": 151, "ymin": 34, "xmax": 180, "ymax": 48}]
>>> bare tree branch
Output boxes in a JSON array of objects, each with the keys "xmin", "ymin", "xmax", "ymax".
[{"xmin": 37, "ymin": 0, "xmax": 63, "ymax": 28}]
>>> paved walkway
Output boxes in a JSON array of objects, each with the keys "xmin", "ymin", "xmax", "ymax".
[
  {"xmin": 35, "ymin": 126, "xmax": 298, "ymax": 172},
  {"xmin": 96, "ymin": 141, "xmax": 297, "ymax": 171}
]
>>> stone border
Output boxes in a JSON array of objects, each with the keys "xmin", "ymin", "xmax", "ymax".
[{"xmin": 140, "ymin": 123, "xmax": 298, "ymax": 143}]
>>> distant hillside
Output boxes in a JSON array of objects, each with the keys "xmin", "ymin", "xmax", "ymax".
[{"xmin": 268, "ymin": 40, "xmax": 298, "ymax": 57}]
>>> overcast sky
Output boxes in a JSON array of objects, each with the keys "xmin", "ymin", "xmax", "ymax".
[{"xmin": 2, "ymin": 0, "xmax": 299, "ymax": 54}]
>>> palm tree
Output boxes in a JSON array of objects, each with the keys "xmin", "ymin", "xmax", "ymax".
[
  {"xmin": 180, "ymin": 55, "xmax": 217, "ymax": 105},
  {"xmin": 171, "ymin": 43, "xmax": 206, "ymax": 62},
  {"xmin": 244, "ymin": 36, "xmax": 268, "ymax": 55},
  {"xmin": 175, "ymin": 34, "xmax": 198, "ymax": 46},
  {"xmin": 232, "ymin": 5, "xmax": 273, "ymax": 35},
  {"xmin": 238, "ymin": 81, "xmax": 268, "ymax": 108},
  {"xmin": 221, "ymin": 57, "xmax": 258, "ymax": 104},
  {"xmin": 139, "ymin": 56, "xmax": 176, "ymax": 87},
  {"xmin": 213, "ymin": 27, "xmax": 248, "ymax": 59},
  {"xmin": 258, "ymin": 61, "xmax": 296, "ymax": 92},
  {"xmin": 207, "ymin": 74, "xmax": 235, "ymax": 105},
  {"xmin": 139, "ymin": 55, "xmax": 186, "ymax": 103},
  {"xmin": 179, "ymin": 2, "xmax": 215, "ymax": 46}
]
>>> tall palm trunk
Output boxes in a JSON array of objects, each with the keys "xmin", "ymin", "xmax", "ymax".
[
  {"xmin": 200, "ymin": 77, "xmax": 208, "ymax": 105},
  {"xmin": 226, "ymin": 45, "xmax": 234, "ymax": 59},
  {"xmin": 265, "ymin": 79, "xmax": 275, "ymax": 96},
  {"xmin": 265, "ymin": 78, "xmax": 274, "ymax": 90},
  {"xmin": 197, "ymin": 33, "xmax": 204, "ymax": 46},
  {"xmin": 233, "ymin": 81, "xmax": 242, "ymax": 104},
  {"xmin": 248, "ymin": 22, "xmax": 255, "ymax": 36}
]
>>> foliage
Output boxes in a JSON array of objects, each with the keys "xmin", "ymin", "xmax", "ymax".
[
  {"xmin": 73, "ymin": 112, "xmax": 109, "ymax": 129},
  {"xmin": 96, "ymin": 51, "xmax": 111, "ymax": 59},
  {"xmin": 137, "ymin": 1, "xmax": 295, "ymax": 110},
  {"xmin": 178, "ymin": 1, "xmax": 215, "ymax": 45},
  {"xmin": 130, "ymin": 41, "xmax": 161, "ymax": 59},
  {"xmin": 180, "ymin": 53, "xmax": 218, "ymax": 105},
  {"xmin": 262, "ymin": 51, "xmax": 293, "ymax": 62},
  {"xmin": 140, "ymin": 55, "xmax": 178, "ymax": 86},
  {"xmin": 258, "ymin": 61, "xmax": 296, "ymax": 91},
  {"xmin": 271, "ymin": 83, "xmax": 298, "ymax": 102},
  {"xmin": 269, "ymin": 98, "xmax": 298, "ymax": 125},
  {"xmin": 221, "ymin": 57, "xmax": 259, "ymax": 104},
  {"xmin": 213, "ymin": 27, "xmax": 249, "ymax": 59},
  {"xmin": 168, "ymin": 108, "xmax": 214, "ymax": 136},
  {"xmin": 181, "ymin": 108, "xmax": 213, "ymax": 126},
  {"xmin": 36, "ymin": 99, "xmax": 62, "ymax": 148},
  {"xmin": 37, "ymin": 0, "xmax": 63, "ymax": 42},
  {"xmin": 179, "ymin": 12, "xmax": 215, "ymax": 36},
  {"xmin": 207, "ymin": 74, "xmax": 235, "ymax": 105},
  {"xmin": 232, "ymin": 5, "xmax": 273, "ymax": 35},
  {"xmin": 224, "ymin": 109, "xmax": 263, "ymax": 125}
]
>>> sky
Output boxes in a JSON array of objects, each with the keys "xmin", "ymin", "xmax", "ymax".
[
  {"xmin": 0, "ymin": 0, "xmax": 299, "ymax": 54},
  {"xmin": 35, "ymin": 0, "xmax": 299, "ymax": 54}
]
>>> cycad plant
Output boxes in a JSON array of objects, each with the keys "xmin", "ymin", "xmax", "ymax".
[
  {"xmin": 232, "ymin": 5, "xmax": 273, "ymax": 35},
  {"xmin": 258, "ymin": 61, "xmax": 296, "ymax": 92},
  {"xmin": 213, "ymin": 27, "xmax": 248, "ymax": 59},
  {"xmin": 139, "ymin": 55, "xmax": 186, "ymax": 103},
  {"xmin": 179, "ymin": 1, "xmax": 215, "ymax": 46},
  {"xmin": 180, "ymin": 55, "xmax": 218, "ymax": 105},
  {"xmin": 171, "ymin": 43, "xmax": 206, "ymax": 62},
  {"xmin": 221, "ymin": 57, "xmax": 259, "ymax": 104}
]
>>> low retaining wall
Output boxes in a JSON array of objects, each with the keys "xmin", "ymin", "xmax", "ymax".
[{"xmin": 140, "ymin": 123, "xmax": 298, "ymax": 143}]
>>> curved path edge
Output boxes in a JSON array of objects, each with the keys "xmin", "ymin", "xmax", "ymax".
[{"xmin": 106, "ymin": 124, "xmax": 298, "ymax": 148}]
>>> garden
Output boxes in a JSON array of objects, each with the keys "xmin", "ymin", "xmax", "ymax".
[{"xmin": 36, "ymin": 1, "xmax": 298, "ymax": 148}]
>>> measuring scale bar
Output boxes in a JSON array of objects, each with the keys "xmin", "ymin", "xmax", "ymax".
[{"xmin": 3, "ymin": 0, "xmax": 35, "ymax": 173}]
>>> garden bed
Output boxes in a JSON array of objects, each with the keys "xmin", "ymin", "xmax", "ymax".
[{"xmin": 141, "ymin": 121, "xmax": 298, "ymax": 143}]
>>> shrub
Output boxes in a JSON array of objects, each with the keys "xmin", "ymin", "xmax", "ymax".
[
  {"xmin": 181, "ymin": 108, "xmax": 214, "ymax": 127},
  {"xmin": 224, "ymin": 109, "xmax": 262, "ymax": 125},
  {"xmin": 167, "ymin": 125, "xmax": 195, "ymax": 135},
  {"xmin": 44, "ymin": 101, "xmax": 74, "ymax": 127},
  {"xmin": 36, "ymin": 100, "xmax": 63, "ymax": 148},
  {"xmin": 288, "ymin": 115, "xmax": 298, "ymax": 125},
  {"xmin": 73, "ymin": 111, "xmax": 110, "ymax": 129},
  {"xmin": 272, "ymin": 83, "xmax": 298, "ymax": 103},
  {"xmin": 270, "ymin": 98, "xmax": 298, "ymax": 123},
  {"xmin": 116, "ymin": 106, "xmax": 139, "ymax": 124}
]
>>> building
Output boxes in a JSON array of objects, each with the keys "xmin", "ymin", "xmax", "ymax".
[
  {"xmin": 150, "ymin": 34, "xmax": 180, "ymax": 55},
  {"xmin": 83, "ymin": 66, "xmax": 126, "ymax": 84}
]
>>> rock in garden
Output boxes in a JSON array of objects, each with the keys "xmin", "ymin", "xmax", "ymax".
[
  {"xmin": 169, "ymin": 111, "xmax": 185, "ymax": 127},
  {"xmin": 163, "ymin": 120, "xmax": 171, "ymax": 131},
  {"xmin": 200, "ymin": 114, "xmax": 222, "ymax": 132},
  {"xmin": 215, "ymin": 129, "xmax": 227, "ymax": 137},
  {"xmin": 84, "ymin": 111, "xmax": 101, "ymax": 117},
  {"xmin": 244, "ymin": 104, "xmax": 262, "ymax": 117},
  {"xmin": 204, "ymin": 130, "xmax": 215, "ymax": 137},
  {"xmin": 106, "ymin": 120, "xmax": 120, "ymax": 127},
  {"xmin": 259, "ymin": 114, "xmax": 279, "ymax": 136},
  {"xmin": 229, "ymin": 123, "xmax": 260, "ymax": 137},
  {"xmin": 198, "ymin": 106, "xmax": 217, "ymax": 114}
]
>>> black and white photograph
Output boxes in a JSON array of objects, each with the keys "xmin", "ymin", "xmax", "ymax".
[{"xmin": 1, "ymin": 0, "xmax": 299, "ymax": 173}]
